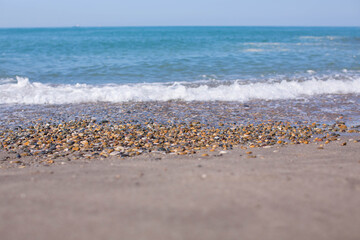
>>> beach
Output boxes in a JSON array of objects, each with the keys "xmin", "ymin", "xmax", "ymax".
[
  {"xmin": 1, "ymin": 26, "xmax": 360, "ymax": 239},
  {"xmin": 0, "ymin": 102, "xmax": 360, "ymax": 240},
  {"xmin": 0, "ymin": 99, "xmax": 360, "ymax": 239},
  {"xmin": 1, "ymin": 135, "xmax": 360, "ymax": 240}
]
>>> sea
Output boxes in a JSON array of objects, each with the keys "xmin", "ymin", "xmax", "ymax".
[{"xmin": 0, "ymin": 27, "xmax": 359, "ymax": 127}]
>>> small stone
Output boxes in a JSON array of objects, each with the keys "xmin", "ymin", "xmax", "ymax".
[
  {"xmin": 157, "ymin": 147, "xmax": 166, "ymax": 152},
  {"xmin": 115, "ymin": 146, "xmax": 125, "ymax": 151},
  {"xmin": 11, "ymin": 160, "xmax": 22, "ymax": 164},
  {"xmin": 0, "ymin": 156, "xmax": 10, "ymax": 161},
  {"xmin": 110, "ymin": 151, "xmax": 121, "ymax": 156}
]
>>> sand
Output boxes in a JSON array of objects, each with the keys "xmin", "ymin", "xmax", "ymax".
[{"xmin": 0, "ymin": 137, "xmax": 360, "ymax": 240}]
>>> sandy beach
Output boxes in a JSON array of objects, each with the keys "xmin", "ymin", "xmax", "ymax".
[
  {"xmin": 1, "ymin": 11, "xmax": 360, "ymax": 240},
  {"xmin": 1, "ymin": 136, "xmax": 359, "ymax": 240}
]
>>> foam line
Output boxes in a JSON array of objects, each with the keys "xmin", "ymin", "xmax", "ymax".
[{"xmin": 0, "ymin": 76, "xmax": 359, "ymax": 104}]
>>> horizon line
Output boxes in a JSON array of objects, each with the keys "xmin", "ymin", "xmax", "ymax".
[{"xmin": 0, "ymin": 25, "xmax": 359, "ymax": 29}]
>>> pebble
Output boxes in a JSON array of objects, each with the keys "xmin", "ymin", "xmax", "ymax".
[
  {"xmin": 0, "ymin": 156, "xmax": 9, "ymax": 161},
  {"xmin": 110, "ymin": 151, "xmax": 121, "ymax": 156},
  {"xmin": 0, "ymin": 119, "xmax": 357, "ymax": 163}
]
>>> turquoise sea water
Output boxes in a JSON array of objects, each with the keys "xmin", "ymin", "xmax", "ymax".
[{"xmin": 0, "ymin": 27, "xmax": 360, "ymax": 104}]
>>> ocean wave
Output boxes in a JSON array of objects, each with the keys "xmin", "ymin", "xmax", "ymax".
[
  {"xmin": 243, "ymin": 48, "xmax": 289, "ymax": 52},
  {"xmin": 0, "ymin": 78, "xmax": 17, "ymax": 84},
  {"xmin": 246, "ymin": 42, "xmax": 281, "ymax": 46},
  {"xmin": 299, "ymin": 36, "xmax": 340, "ymax": 41},
  {"xmin": 0, "ymin": 76, "xmax": 360, "ymax": 104},
  {"xmin": 244, "ymin": 48, "xmax": 264, "ymax": 52}
]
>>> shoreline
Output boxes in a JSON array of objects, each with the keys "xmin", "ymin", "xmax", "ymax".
[
  {"xmin": 1, "ymin": 101, "xmax": 359, "ymax": 239},
  {"xmin": 1, "ymin": 25, "xmax": 359, "ymax": 239},
  {"xmin": 0, "ymin": 136, "xmax": 360, "ymax": 240}
]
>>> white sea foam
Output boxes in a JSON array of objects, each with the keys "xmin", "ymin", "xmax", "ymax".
[
  {"xmin": 299, "ymin": 36, "xmax": 339, "ymax": 40},
  {"xmin": 307, "ymin": 70, "xmax": 316, "ymax": 74},
  {"xmin": 246, "ymin": 42, "xmax": 281, "ymax": 46},
  {"xmin": 0, "ymin": 76, "xmax": 360, "ymax": 105},
  {"xmin": 244, "ymin": 48, "xmax": 264, "ymax": 52},
  {"xmin": 244, "ymin": 48, "xmax": 288, "ymax": 52},
  {"xmin": 0, "ymin": 78, "xmax": 17, "ymax": 84}
]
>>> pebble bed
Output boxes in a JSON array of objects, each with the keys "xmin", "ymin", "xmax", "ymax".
[
  {"xmin": 0, "ymin": 119, "xmax": 358, "ymax": 161},
  {"xmin": 0, "ymin": 96, "xmax": 359, "ymax": 167}
]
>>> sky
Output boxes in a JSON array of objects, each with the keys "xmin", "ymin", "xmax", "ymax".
[{"xmin": 0, "ymin": 0, "xmax": 359, "ymax": 28}]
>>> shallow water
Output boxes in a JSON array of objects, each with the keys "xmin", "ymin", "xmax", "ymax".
[
  {"xmin": 1, "ymin": 27, "xmax": 360, "ymax": 104},
  {"xmin": 1, "ymin": 27, "xmax": 359, "ymax": 85},
  {"xmin": 1, "ymin": 94, "xmax": 359, "ymax": 130},
  {"xmin": 0, "ymin": 27, "xmax": 359, "ymax": 126}
]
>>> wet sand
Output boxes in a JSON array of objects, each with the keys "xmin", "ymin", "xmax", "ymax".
[
  {"xmin": 1, "ymin": 137, "xmax": 360, "ymax": 240},
  {"xmin": 1, "ymin": 98, "xmax": 359, "ymax": 239},
  {"xmin": 2, "ymin": 95, "xmax": 360, "ymax": 129}
]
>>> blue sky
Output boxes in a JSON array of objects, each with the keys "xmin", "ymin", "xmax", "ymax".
[{"xmin": 0, "ymin": 0, "xmax": 359, "ymax": 27}]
